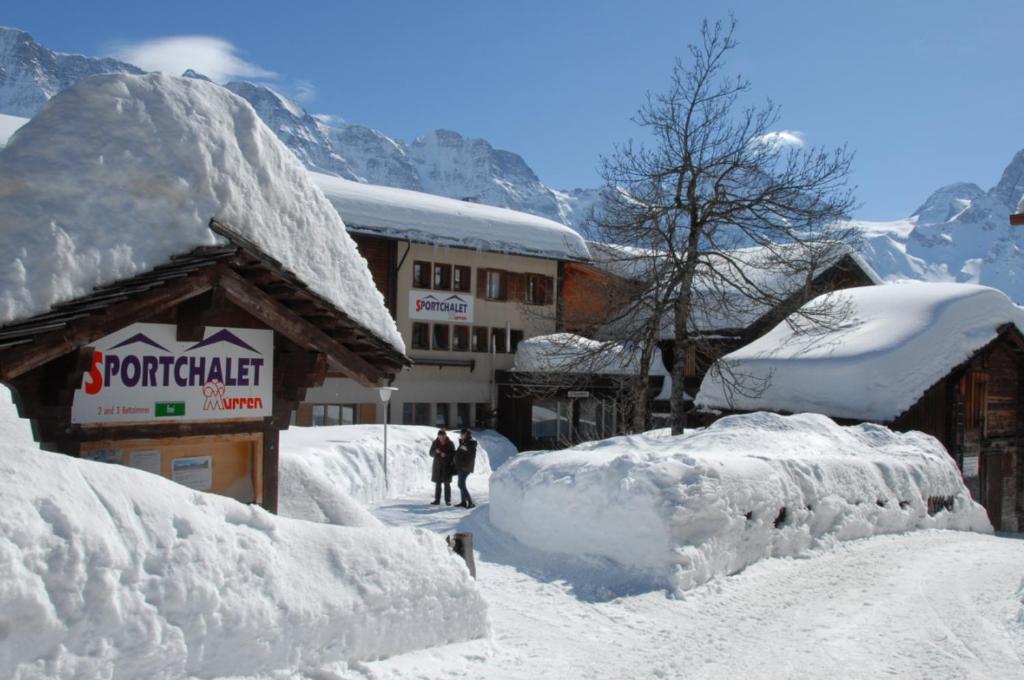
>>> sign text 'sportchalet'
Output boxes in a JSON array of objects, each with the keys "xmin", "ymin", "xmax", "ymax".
[
  {"xmin": 408, "ymin": 290, "xmax": 474, "ymax": 322},
  {"xmin": 71, "ymin": 323, "xmax": 274, "ymax": 424}
]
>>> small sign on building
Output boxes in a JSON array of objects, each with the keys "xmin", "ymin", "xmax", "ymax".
[{"xmin": 409, "ymin": 290, "xmax": 474, "ymax": 322}]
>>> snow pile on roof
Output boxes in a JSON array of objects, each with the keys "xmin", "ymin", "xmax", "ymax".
[
  {"xmin": 0, "ymin": 113, "xmax": 27, "ymax": 147},
  {"xmin": 280, "ymin": 424, "xmax": 497, "ymax": 505},
  {"xmin": 513, "ymin": 333, "xmax": 668, "ymax": 376},
  {"xmin": 0, "ymin": 73, "xmax": 403, "ymax": 353},
  {"xmin": 590, "ymin": 241, "xmax": 881, "ymax": 336},
  {"xmin": 313, "ymin": 172, "xmax": 590, "ymax": 261},
  {"xmin": 0, "ymin": 442, "xmax": 487, "ymax": 677},
  {"xmin": 696, "ymin": 282, "xmax": 1024, "ymax": 421},
  {"xmin": 490, "ymin": 411, "xmax": 989, "ymax": 594}
]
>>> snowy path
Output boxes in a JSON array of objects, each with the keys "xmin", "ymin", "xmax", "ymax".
[{"xmin": 347, "ymin": 491, "xmax": 1024, "ymax": 680}]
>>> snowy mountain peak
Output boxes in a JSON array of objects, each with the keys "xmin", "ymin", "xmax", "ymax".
[
  {"xmin": 911, "ymin": 182, "xmax": 985, "ymax": 225},
  {"xmin": 989, "ymin": 148, "xmax": 1024, "ymax": 212},
  {"xmin": 181, "ymin": 68, "xmax": 213, "ymax": 82},
  {"xmin": 0, "ymin": 26, "xmax": 141, "ymax": 118}
]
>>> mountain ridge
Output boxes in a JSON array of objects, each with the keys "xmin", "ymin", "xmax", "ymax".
[{"xmin": 2, "ymin": 25, "xmax": 1023, "ymax": 301}]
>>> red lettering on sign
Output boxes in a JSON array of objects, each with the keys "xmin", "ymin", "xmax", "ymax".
[{"xmin": 84, "ymin": 351, "xmax": 104, "ymax": 395}]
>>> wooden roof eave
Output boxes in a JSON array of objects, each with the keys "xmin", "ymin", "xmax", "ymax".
[
  {"xmin": 0, "ymin": 267, "xmax": 218, "ymax": 382},
  {"xmin": 213, "ymin": 265, "xmax": 388, "ymax": 387}
]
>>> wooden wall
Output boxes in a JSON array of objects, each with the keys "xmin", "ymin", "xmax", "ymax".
[
  {"xmin": 352, "ymin": 234, "xmax": 398, "ymax": 316},
  {"xmin": 892, "ymin": 332, "xmax": 1023, "ymax": 531}
]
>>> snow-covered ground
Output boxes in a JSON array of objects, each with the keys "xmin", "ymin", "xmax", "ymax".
[
  {"xmin": 279, "ymin": 425, "xmax": 501, "ymax": 515},
  {"xmin": 0, "ymin": 390, "xmax": 488, "ymax": 679},
  {"xmin": 337, "ymin": 509, "xmax": 1024, "ymax": 680},
  {"xmin": 3, "ymin": 387, "xmax": 1022, "ymax": 678}
]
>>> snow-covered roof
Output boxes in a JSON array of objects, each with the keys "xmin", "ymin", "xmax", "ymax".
[
  {"xmin": 313, "ymin": 172, "xmax": 590, "ymax": 262},
  {"xmin": 696, "ymin": 282, "xmax": 1024, "ymax": 421},
  {"xmin": 512, "ymin": 333, "xmax": 668, "ymax": 377},
  {"xmin": 0, "ymin": 113, "xmax": 26, "ymax": 146},
  {"xmin": 0, "ymin": 73, "xmax": 404, "ymax": 353},
  {"xmin": 588, "ymin": 241, "xmax": 881, "ymax": 336}
]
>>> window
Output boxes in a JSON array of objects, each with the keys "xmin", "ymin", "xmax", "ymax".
[
  {"xmin": 433, "ymin": 263, "xmax": 452, "ymax": 290},
  {"xmin": 432, "ymin": 323, "xmax": 450, "ymax": 350},
  {"xmin": 403, "ymin": 402, "xmax": 431, "ymax": 425},
  {"xmin": 412, "ymin": 261, "xmax": 431, "ymax": 288},
  {"xmin": 411, "ymin": 322, "xmax": 429, "ymax": 350},
  {"xmin": 532, "ymin": 399, "xmax": 572, "ymax": 448},
  {"xmin": 472, "ymin": 326, "xmax": 489, "ymax": 352},
  {"xmin": 453, "ymin": 265, "xmax": 471, "ymax": 292},
  {"xmin": 525, "ymin": 274, "xmax": 551, "ymax": 305},
  {"xmin": 486, "ymin": 270, "xmax": 505, "ymax": 300},
  {"xmin": 456, "ymin": 403, "xmax": 471, "ymax": 428},
  {"xmin": 452, "ymin": 325, "xmax": 469, "ymax": 351},
  {"xmin": 510, "ymin": 329, "xmax": 524, "ymax": 353},
  {"xmin": 311, "ymin": 404, "xmax": 356, "ymax": 427},
  {"xmin": 341, "ymin": 404, "xmax": 356, "ymax": 425},
  {"xmin": 491, "ymin": 327, "xmax": 508, "ymax": 354},
  {"xmin": 436, "ymin": 403, "xmax": 450, "ymax": 428},
  {"xmin": 475, "ymin": 403, "xmax": 491, "ymax": 428}
]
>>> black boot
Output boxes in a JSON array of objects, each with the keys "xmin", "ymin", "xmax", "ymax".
[{"xmin": 430, "ymin": 500, "xmax": 440, "ymax": 505}]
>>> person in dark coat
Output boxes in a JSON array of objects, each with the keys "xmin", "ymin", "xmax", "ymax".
[
  {"xmin": 429, "ymin": 429, "xmax": 455, "ymax": 505},
  {"xmin": 453, "ymin": 429, "xmax": 478, "ymax": 508}
]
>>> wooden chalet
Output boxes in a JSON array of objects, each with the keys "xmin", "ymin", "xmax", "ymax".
[
  {"xmin": 559, "ymin": 248, "xmax": 879, "ymax": 404},
  {"xmin": 695, "ymin": 284, "xmax": 1024, "ymax": 531},
  {"xmin": 0, "ymin": 221, "xmax": 409, "ymax": 512}
]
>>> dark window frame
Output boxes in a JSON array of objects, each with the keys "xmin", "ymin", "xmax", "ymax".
[
  {"xmin": 412, "ymin": 260, "xmax": 431, "ymax": 289},
  {"xmin": 433, "ymin": 263, "xmax": 452, "ymax": 290},
  {"xmin": 432, "ymin": 323, "xmax": 451, "ymax": 350},
  {"xmin": 485, "ymin": 270, "xmax": 506, "ymax": 301},
  {"xmin": 453, "ymin": 265, "xmax": 472, "ymax": 292},
  {"xmin": 411, "ymin": 322, "xmax": 430, "ymax": 350},
  {"xmin": 452, "ymin": 325, "xmax": 470, "ymax": 352},
  {"xmin": 472, "ymin": 326, "xmax": 489, "ymax": 352}
]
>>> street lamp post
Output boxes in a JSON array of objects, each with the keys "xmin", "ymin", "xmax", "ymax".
[{"xmin": 378, "ymin": 386, "xmax": 398, "ymax": 491}]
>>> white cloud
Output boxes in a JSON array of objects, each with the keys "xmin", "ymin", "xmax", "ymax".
[
  {"xmin": 312, "ymin": 113, "xmax": 345, "ymax": 126},
  {"xmin": 294, "ymin": 80, "xmax": 317, "ymax": 104},
  {"xmin": 110, "ymin": 35, "xmax": 276, "ymax": 83},
  {"xmin": 754, "ymin": 130, "xmax": 806, "ymax": 149}
]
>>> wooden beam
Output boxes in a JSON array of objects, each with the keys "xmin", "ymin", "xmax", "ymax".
[
  {"xmin": 216, "ymin": 267, "xmax": 384, "ymax": 386},
  {"xmin": 0, "ymin": 270, "xmax": 216, "ymax": 382},
  {"xmin": 1011, "ymin": 213, "xmax": 1024, "ymax": 226}
]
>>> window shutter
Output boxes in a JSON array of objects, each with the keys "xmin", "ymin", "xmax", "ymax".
[
  {"xmin": 477, "ymin": 269, "xmax": 488, "ymax": 299},
  {"xmin": 508, "ymin": 272, "xmax": 525, "ymax": 302}
]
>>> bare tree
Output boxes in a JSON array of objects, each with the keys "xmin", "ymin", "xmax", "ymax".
[{"xmin": 591, "ymin": 16, "xmax": 858, "ymax": 434}]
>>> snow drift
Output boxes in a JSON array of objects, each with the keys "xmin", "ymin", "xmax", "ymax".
[
  {"xmin": 696, "ymin": 282, "xmax": 1024, "ymax": 421},
  {"xmin": 0, "ymin": 72, "xmax": 403, "ymax": 353},
  {"xmin": 0, "ymin": 443, "xmax": 488, "ymax": 678},
  {"xmin": 490, "ymin": 412, "xmax": 990, "ymax": 594},
  {"xmin": 280, "ymin": 425, "xmax": 500, "ymax": 507}
]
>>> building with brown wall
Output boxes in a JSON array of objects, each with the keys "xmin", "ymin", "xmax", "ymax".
[{"xmin": 295, "ymin": 174, "xmax": 591, "ymax": 432}]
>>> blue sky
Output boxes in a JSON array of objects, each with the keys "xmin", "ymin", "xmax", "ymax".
[{"xmin": 6, "ymin": 1, "xmax": 1022, "ymax": 220}]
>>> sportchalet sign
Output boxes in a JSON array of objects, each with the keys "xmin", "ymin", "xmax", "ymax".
[
  {"xmin": 409, "ymin": 290, "xmax": 474, "ymax": 322},
  {"xmin": 71, "ymin": 323, "xmax": 274, "ymax": 425}
]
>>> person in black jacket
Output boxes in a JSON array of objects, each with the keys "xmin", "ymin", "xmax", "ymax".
[
  {"xmin": 453, "ymin": 429, "xmax": 478, "ymax": 508},
  {"xmin": 429, "ymin": 429, "xmax": 455, "ymax": 505}
]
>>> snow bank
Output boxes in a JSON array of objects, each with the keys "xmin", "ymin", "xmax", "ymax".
[
  {"xmin": 513, "ymin": 333, "xmax": 668, "ymax": 376},
  {"xmin": 0, "ymin": 73, "xmax": 403, "ymax": 353},
  {"xmin": 280, "ymin": 425, "xmax": 499, "ymax": 504},
  {"xmin": 696, "ymin": 282, "xmax": 1024, "ymax": 421},
  {"xmin": 313, "ymin": 172, "xmax": 590, "ymax": 261},
  {"xmin": 490, "ymin": 411, "xmax": 990, "ymax": 594},
  {"xmin": 0, "ymin": 443, "xmax": 487, "ymax": 678}
]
